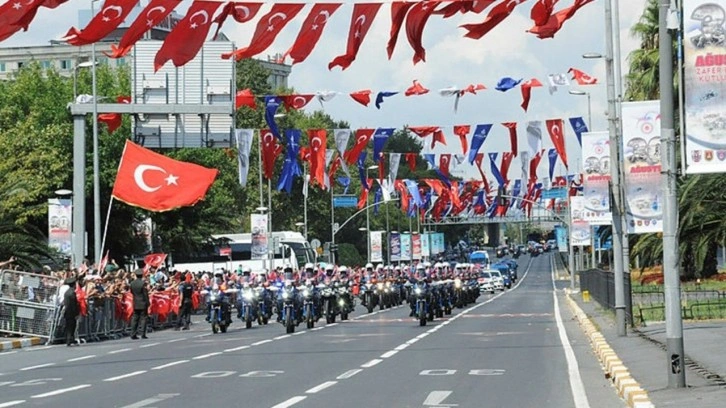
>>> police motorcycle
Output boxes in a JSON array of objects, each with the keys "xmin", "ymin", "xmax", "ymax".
[
  {"xmin": 316, "ymin": 266, "xmax": 338, "ymax": 324},
  {"xmin": 202, "ymin": 272, "xmax": 235, "ymax": 334},
  {"xmin": 409, "ymin": 277, "xmax": 432, "ymax": 327},
  {"xmin": 360, "ymin": 264, "xmax": 379, "ymax": 313},
  {"xmin": 429, "ymin": 275, "xmax": 446, "ymax": 319},
  {"xmin": 255, "ymin": 273, "xmax": 273, "ymax": 325},
  {"xmin": 335, "ymin": 266, "xmax": 354, "ymax": 321},
  {"xmin": 299, "ymin": 264, "xmax": 322, "ymax": 329},
  {"xmin": 273, "ymin": 265, "xmax": 302, "ymax": 334},
  {"xmin": 235, "ymin": 267, "xmax": 262, "ymax": 329}
]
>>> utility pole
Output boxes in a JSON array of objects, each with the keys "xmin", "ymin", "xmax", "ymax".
[{"xmin": 660, "ymin": 0, "xmax": 685, "ymax": 388}]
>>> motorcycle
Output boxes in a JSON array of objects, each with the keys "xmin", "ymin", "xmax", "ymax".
[
  {"xmin": 375, "ymin": 281, "xmax": 387, "ymax": 311},
  {"xmin": 301, "ymin": 284, "xmax": 318, "ymax": 329},
  {"xmin": 239, "ymin": 283, "xmax": 259, "ymax": 329},
  {"xmin": 336, "ymin": 281, "xmax": 354, "ymax": 321},
  {"xmin": 277, "ymin": 285, "xmax": 299, "ymax": 334},
  {"xmin": 361, "ymin": 281, "xmax": 377, "ymax": 314},
  {"xmin": 207, "ymin": 287, "xmax": 232, "ymax": 334},
  {"xmin": 319, "ymin": 282, "xmax": 338, "ymax": 324},
  {"xmin": 413, "ymin": 281, "xmax": 430, "ymax": 327},
  {"xmin": 255, "ymin": 285, "xmax": 272, "ymax": 325}
]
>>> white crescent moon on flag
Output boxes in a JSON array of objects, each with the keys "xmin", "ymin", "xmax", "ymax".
[
  {"xmin": 190, "ymin": 10, "xmax": 210, "ymax": 25},
  {"xmin": 268, "ymin": 12, "xmax": 288, "ymax": 25},
  {"xmin": 235, "ymin": 5, "xmax": 251, "ymax": 20},
  {"xmin": 147, "ymin": 5, "xmax": 166, "ymax": 18},
  {"xmin": 103, "ymin": 5, "xmax": 123, "ymax": 19},
  {"xmin": 357, "ymin": 134, "xmax": 367, "ymax": 144},
  {"xmin": 293, "ymin": 96, "xmax": 307, "ymax": 108},
  {"xmin": 551, "ymin": 124, "xmax": 561, "ymax": 136},
  {"xmin": 311, "ymin": 136, "xmax": 322, "ymax": 151},
  {"xmin": 263, "ymin": 132, "xmax": 274, "ymax": 145},
  {"xmin": 315, "ymin": 10, "xmax": 331, "ymax": 25},
  {"xmin": 355, "ymin": 15, "xmax": 366, "ymax": 27},
  {"xmin": 134, "ymin": 164, "xmax": 166, "ymax": 192}
]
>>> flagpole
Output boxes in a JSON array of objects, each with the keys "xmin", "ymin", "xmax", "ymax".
[
  {"xmin": 331, "ymin": 175, "xmax": 335, "ymax": 265},
  {"xmin": 98, "ymin": 196, "xmax": 114, "ymax": 272},
  {"xmin": 257, "ymin": 129, "xmax": 267, "ymax": 273}
]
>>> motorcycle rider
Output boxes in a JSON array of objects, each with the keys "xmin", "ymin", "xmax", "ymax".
[
  {"xmin": 276, "ymin": 264, "xmax": 301, "ymax": 323},
  {"xmin": 203, "ymin": 270, "xmax": 232, "ymax": 325}
]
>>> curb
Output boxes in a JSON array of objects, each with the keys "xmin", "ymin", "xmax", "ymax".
[
  {"xmin": 565, "ymin": 291, "xmax": 655, "ymax": 408},
  {"xmin": 0, "ymin": 337, "xmax": 43, "ymax": 351}
]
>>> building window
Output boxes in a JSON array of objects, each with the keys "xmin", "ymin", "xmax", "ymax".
[
  {"xmin": 41, "ymin": 60, "xmax": 52, "ymax": 69},
  {"xmin": 117, "ymin": 57, "xmax": 126, "ymax": 66},
  {"xmin": 0, "ymin": 63, "xmax": 5, "ymax": 72},
  {"xmin": 17, "ymin": 62, "xmax": 24, "ymax": 69},
  {"xmin": 60, "ymin": 60, "xmax": 71, "ymax": 70}
]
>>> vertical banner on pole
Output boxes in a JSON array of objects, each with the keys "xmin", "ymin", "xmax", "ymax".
[
  {"xmin": 250, "ymin": 213, "xmax": 268, "ymax": 260},
  {"xmin": 421, "ymin": 233, "xmax": 431, "ymax": 258},
  {"xmin": 436, "ymin": 232, "xmax": 446, "ymax": 254},
  {"xmin": 555, "ymin": 225, "xmax": 568, "ymax": 252},
  {"xmin": 412, "ymin": 233, "xmax": 422, "ymax": 260},
  {"xmin": 400, "ymin": 233, "xmax": 412, "ymax": 261},
  {"xmin": 683, "ymin": 0, "xmax": 726, "ymax": 174},
  {"xmin": 390, "ymin": 232, "xmax": 401, "ymax": 262},
  {"xmin": 370, "ymin": 231, "xmax": 383, "ymax": 263},
  {"xmin": 48, "ymin": 199, "xmax": 73, "ymax": 256},
  {"xmin": 621, "ymin": 100, "xmax": 664, "ymax": 233},
  {"xmin": 581, "ymin": 131, "xmax": 613, "ymax": 224},
  {"xmin": 570, "ymin": 196, "xmax": 591, "ymax": 246}
]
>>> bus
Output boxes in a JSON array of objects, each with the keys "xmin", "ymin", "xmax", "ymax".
[{"xmin": 170, "ymin": 231, "xmax": 316, "ymax": 274}]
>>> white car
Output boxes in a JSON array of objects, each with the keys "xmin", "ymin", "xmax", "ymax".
[
  {"xmin": 487, "ymin": 270, "xmax": 505, "ymax": 291},
  {"xmin": 478, "ymin": 271, "xmax": 495, "ymax": 294}
]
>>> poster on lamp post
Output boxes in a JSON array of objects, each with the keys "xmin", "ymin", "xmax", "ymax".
[
  {"xmin": 421, "ymin": 233, "xmax": 431, "ymax": 258},
  {"xmin": 621, "ymin": 100, "xmax": 663, "ymax": 234},
  {"xmin": 250, "ymin": 213, "xmax": 268, "ymax": 260},
  {"xmin": 412, "ymin": 233, "xmax": 422, "ymax": 260},
  {"xmin": 569, "ymin": 196, "xmax": 591, "ymax": 246},
  {"xmin": 400, "ymin": 233, "xmax": 412, "ymax": 261},
  {"xmin": 581, "ymin": 131, "xmax": 613, "ymax": 225},
  {"xmin": 370, "ymin": 231, "xmax": 383, "ymax": 263},
  {"xmin": 48, "ymin": 199, "xmax": 72, "ymax": 256},
  {"xmin": 390, "ymin": 232, "xmax": 401, "ymax": 262},
  {"xmin": 683, "ymin": 1, "xmax": 726, "ymax": 174}
]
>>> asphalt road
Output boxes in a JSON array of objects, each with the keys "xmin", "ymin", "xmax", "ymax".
[{"xmin": 0, "ymin": 254, "xmax": 625, "ymax": 408}]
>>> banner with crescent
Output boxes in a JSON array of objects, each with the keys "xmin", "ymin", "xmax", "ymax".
[
  {"xmin": 63, "ymin": 0, "xmax": 139, "ymax": 46},
  {"xmin": 545, "ymin": 118, "xmax": 568, "ymax": 169},
  {"xmin": 287, "ymin": 2, "xmax": 342, "ymax": 65},
  {"xmin": 106, "ymin": 0, "xmax": 178, "ymax": 58}
]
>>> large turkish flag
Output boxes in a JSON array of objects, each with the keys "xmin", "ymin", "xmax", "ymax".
[{"xmin": 111, "ymin": 140, "xmax": 218, "ymax": 211}]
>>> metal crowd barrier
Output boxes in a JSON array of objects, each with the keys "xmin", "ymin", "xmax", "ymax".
[{"xmin": 0, "ymin": 269, "xmax": 62, "ymax": 343}]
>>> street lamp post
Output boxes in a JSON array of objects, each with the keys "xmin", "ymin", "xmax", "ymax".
[
  {"xmin": 365, "ymin": 165, "xmax": 379, "ymax": 263},
  {"xmin": 91, "ymin": 0, "xmax": 101, "ymax": 268},
  {"xmin": 73, "ymin": 60, "xmax": 95, "ymax": 102}
]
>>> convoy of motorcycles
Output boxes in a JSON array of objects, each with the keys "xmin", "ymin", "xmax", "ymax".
[{"xmin": 201, "ymin": 260, "xmax": 514, "ymax": 334}]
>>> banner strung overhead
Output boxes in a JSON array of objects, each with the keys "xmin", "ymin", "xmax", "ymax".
[
  {"xmin": 621, "ymin": 101, "xmax": 663, "ymax": 234},
  {"xmin": 581, "ymin": 131, "xmax": 612, "ymax": 225},
  {"xmin": 683, "ymin": 0, "xmax": 726, "ymax": 174}
]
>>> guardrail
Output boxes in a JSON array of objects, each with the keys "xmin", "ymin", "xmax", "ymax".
[
  {"xmin": 578, "ymin": 268, "xmax": 634, "ymax": 327},
  {"xmin": 631, "ymin": 288, "xmax": 726, "ymax": 325}
]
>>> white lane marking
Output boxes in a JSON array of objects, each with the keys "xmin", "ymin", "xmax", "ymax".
[
  {"xmin": 360, "ymin": 358, "xmax": 382, "ymax": 368},
  {"xmin": 310, "ymin": 327, "xmax": 323, "ymax": 331},
  {"xmin": 551, "ymin": 256, "xmax": 591, "ymax": 408},
  {"xmin": 108, "ymin": 347, "xmax": 132, "ymax": 354},
  {"xmin": 68, "ymin": 355, "xmax": 96, "ymax": 362},
  {"xmin": 26, "ymin": 346, "xmax": 53, "ymax": 351},
  {"xmin": 327, "ymin": 323, "xmax": 339, "ymax": 327},
  {"xmin": 380, "ymin": 350, "xmax": 398, "ymax": 359},
  {"xmin": 291, "ymin": 331, "xmax": 306, "ymax": 336},
  {"xmin": 139, "ymin": 342, "xmax": 160, "ymax": 348},
  {"xmin": 20, "ymin": 363, "xmax": 55, "ymax": 371},
  {"xmin": 151, "ymin": 360, "xmax": 189, "ymax": 370},
  {"xmin": 423, "ymin": 390, "xmax": 458, "ymax": 407},
  {"xmin": 193, "ymin": 352, "xmax": 221, "ymax": 360},
  {"xmin": 270, "ymin": 395, "xmax": 307, "ymax": 408},
  {"xmin": 120, "ymin": 393, "xmax": 179, "ymax": 408},
  {"xmin": 167, "ymin": 338, "xmax": 186, "ymax": 343},
  {"xmin": 336, "ymin": 369, "xmax": 363, "ymax": 380},
  {"xmin": 394, "ymin": 344, "xmax": 408, "ymax": 351},
  {"xmin": 305, "ymin": 381, "xmax": 337, "ymax": 394},
  {"xmin": 30, "ymin": 384, "xmax": 91, "ymax": 398},
  {"xmin": 0, "ymin": 401, "xmax": 25, "ymax": 407},
  {"xmin": 103, "ymin": 370, "xmax": 147, "ymax": 382},
  {"xmin": 0, "ymin": 351, "xmax": 18, "ymax": 356},
  {"xmin": 193, "ymin": 333, "xmax": 211, "ymax": 338},
  {"xmin": 251, "ymin": 339, "xmax": 273, "ymax": 346},
  {"xmin": 274, "ymin": 335, "xmax": 291, "ymax": 340},
  {"xmin": 224, "ymin": 345, "xmax": 250, "ymax": 352}
]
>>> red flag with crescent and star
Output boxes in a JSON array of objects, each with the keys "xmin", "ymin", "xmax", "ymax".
[
  {"xmin": 502, "ymin": 122, "xmax": 518, "ymax": 156},
  {"xmin": 286, "ymin": 3, "xmax": 342, "ymax": 65},
  {"xmin": 520, "ymin": 78, "xmax": 543, "ymax": 112},
  {"xmin": 439, "ymin": 154, "xmax": 452, "ymax": 177},
  {"xmin": 530, "ymin": 0, "xmax": 559, "ymax": 26},
  {"xmin": 349, "ymin": 89, "xmax": 372, "ymax": 106},
  {"xmin": 281, "ymin": 94, "xmax": 315, "ymax": 111},
  {"xmin": 405, "ymin": 0, "xmax": 440, "ymax": 64},
  {"xmin": 222, "ymin": 3, "xmax": 305, "ymax": 61},
  {"xmin": 106, "ymin": 0, "xmax": 180, "ymax": 58},
  {"xmin": 568, "ymin": 67, "xmax": 597, "ymax": 85},
  {"xmin": 344, "ymin": 128, "xmax": 375, "ymax": 165},
  {"xmin": 545, "ymin": 119, "xmax": 568, "ymax": 169},
  {"xmin": 527, "ymin": 0, "xmax": 594, "ymax": 39},
  {"xmin": 434, "ymin": 0, "xmax": 493, "ymax": 18},
  {"xmin": 308, "ymin": 129, "xmax": 327, "ymax": 187},
  {"xmin": 154, "ymin": 0, "xmax": 222, "ymax": 71},
  {"xmin": 261, "ymin": 128, "xmax": 284, "ymax": 179},
  {"xmin": 235, "ymin": 88, "xmax": 257, "ymax": 110},
  {"xmin": 63, "ymin": 0, "xmax": 140, "ymax": 46},
  {"xmin": 112, "ymin": 140, "xmax": 218, "ymax": 211},
  {"xmin": 212, "ymin": 2, "xmax": 263, "ymax": 40},
  {"xmin": 460, "ymin": 0, "xmax": 527, "ymax": 40},
  {"xmin": 386, "ymin": 1, "xmax": 415, "ymax": 59},
  {"xmin": 144, "ymin": 253, "xmax": 167, "ymax": 268},
  {"xmin": 329, "ymin": 2, "xmax": 382, "ymax": 70}
]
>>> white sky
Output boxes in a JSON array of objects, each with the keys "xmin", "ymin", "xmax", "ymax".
[{"xmin": 5, "ymin": 0, "xmax": 648, "ymax": 181}]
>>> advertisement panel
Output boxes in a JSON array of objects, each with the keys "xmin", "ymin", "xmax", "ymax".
[
  {"xmin": 400, "ymin": 233, "xmax": 412, "ymax": 261},
  {"xmin": 436, "ymin": 233, "xmax": 446, "ymax": 254},
  {"xmin": 621, "ymin": 100, "xmax": 663, "ymax": 234},
  {"xmin": 421, "ymin": 233, "xmax": 431, "ymax": 258},
  {"xmin": 250, "ymin": 213, "xmax": 268, "ymax": 260},
  {"xmin": 412, "ymin": 234, "xmax": 422, "ymax": 260},
  {"xmin": 370, "ymin": 231, "xmax": 383, "ymax": 263},
  {"xmin": 581, "ymin": 131, "xmax": 613, "ymax": 224},
  {"xmin": 48, "ymin": 199, "xmax": 72, "ymax": 256},
  {"xmin": 390, "ymin": 232, "xmax": 401, "ymax": 262},
  {"xmin": 555, "ymin": 225, "xmax": 568, "ymax": 252},
  {"xmin": 570, "ymin": 196, "xmax": 591, "ymax": 246},
  {"xmin": 683, "ymin": 0, "xmax": 726, "ymax": 174}
]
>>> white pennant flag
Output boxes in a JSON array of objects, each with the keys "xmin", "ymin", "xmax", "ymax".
[
  {"xmin": 235, "ymin": 129, "xmax": 254, "ymax": 187},
  {"xmin": 526, "ymin": 121, "xmax": 543, "ymax": 156},
  {"xmin": 388, "ymin": 153, "xmax": 401, "ymax": 184},
  {"xmin": 323, "ymin": 149, "xmax": 335, "ymax": 190},
  {"xmin": 378, "ymin": 179, "xmax": 392, "ymax": 202},
  {"xmin": 520, "ymin": 150, "xmax": 530, "ymax": 182},
  {"xmin": 316, "ymin": 91, "xmax": 338, "ymax": 108},
  {"xmin": 453, "ymin": 154, "xmax": 466, "ymax": 168},
  {"xmin": 547, "ymin": 73, "xmax": 570, "ymax": 94},
  {"xmin": 303, "ymin": 174, "xmax": 310, "ymax": 197},
  {"xmin": 334, "ymin": 129, "xmax": 351, "ymax": 158}
]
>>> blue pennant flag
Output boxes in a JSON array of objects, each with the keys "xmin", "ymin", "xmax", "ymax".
[
  {"xmin": 337, "ymin": 176, "xmax": 351, "ymax": 194},
  {"xmin": 357, "ymin": 150, "xmax": 369, "ymax": 190},
  {"xmin": 568, "ymin": 117, "xmax": 588, "ymax": 147},
  {"xmin": 374, "ymin": 187, "xmax": 382, "ymax": 215},
  {"xmin": 404, "ymin": 179, "xmax": 424, "ymax": 208},
  {"xmin": 372, "ymin": 128, "xmax": 395, "ymax": 160},
  {"xmin": 495, "ymin": 77, "xmax": 522, "ymax": 92},
  {"xmin": 468, "ymin": 124, "xmax": 493, "ymax": 164},
  {"xmin": 474, "ymin": 190, "xmax": 486, "ymax": 207},
  {"xmin": 487, "ymin": 201, "xmax": 498, "ymax": 218},
  {"xmin": 276, "ymin": 129, "xmax": 302, "ymax": 194},
  {"xmin": 489, "ymin": 153, "xmax": 505, "ymax": 186},
  {"xmin": 548, "ymin": 148, "xmax": 559, "ymax": 180},
  {"xmin": 422, "ymin": 189, "xmax": 432, "ymax": 209},
  {"xmin": 375, "ymin": 91, "xmax": 398, "ymax": 109},
  {"xmin": 510, "ymin": 179, "xmax": 522, "ymax": 208},
  {"xmin": 265, "ymin": 95, "xmax": 283, "ymax": 141},
  {"xmin": 424, "ymin": 154, "xmax": 452, "ymax": 189}
]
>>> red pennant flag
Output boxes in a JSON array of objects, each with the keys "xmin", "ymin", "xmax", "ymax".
[
  {"xmin": 474, "ymin": 153, "xmax": 490, "ymax": 193},
  {"xmin": 460, "ymin": 0, "xmax": 528, "ymax": 40},
  {"xmin": 106, "ymin": 0, "xmax": 179, "ymax": 58},
  {"xmin": 387, "ymin": 1, "xmax": 415, "ymax": 59},
  {"xmin": 286, "ymin": 3, "xmax": 342, "ymax": 65},
  {"xmin": 329, "ymin": 3, "xmax": 382, "ymax": 70},
  {"xmin": 546, "ymin": 119, "xmax": 568, "ymax": 169},
  {"xmin": 299, "ymin": 146, "xmax": 311, "ymax": 163},
  {"xmin": 357, "ymin": 184, "xmax": 370, "ymax": 209},
  {"xmin": 462, "ymin": 83, "xmax": 486, "ymax": 95},
  {"xmin": 500, "ymin": 152, "xmax": 515, "ymax": 183},
  {"xmin": 112, "ymin": 141, "xmax": 218, "ymax": 211},
  {"xmin": 405, "ymin": 153, "xmax": 417, "ymax": 172},
  {"xmin": 520, "ymin": 78, "xmax": 543, "ymax": 112},
  {"xmin": 223, "ymin": 3, "xmax": 305, "ymax": 61},
  {"xmin": 434, "ymin": 0, "xmax": 493, "ymax": 18},
  {"xmin": 568, "ymin": 67, "xmax": 598, "ymax": 85},
  {"xmin": 63, "ymin": 0, "xmax": 139, "ymax": 46},
  {"xmin": 344, "ymin": 128, "xmax": 375, "ymax": 165},
  {"xmin": 378, "ymin": 153, "xmax": 385, "ymax": 181},
  {"xmin": 502, "ymin": 122, "xmax": 518, "ymax": 156},
  {"xmin": 98, "ymin": 95, "xmax": 132, "ymax": 134},
  {"xmin": 0, "ymin": 0, "xmax": 44, "ymax": 28},
  {"xmin": 154, "ymin": 1, "xmax": 222, "ymax": 71},
  {"xmin": 408, "ymin": 126, "xmax": 447, "ymax": 149},
  {"xmin": 529, "ymin": 149, "xmax": 545, "ymax": 183},
  {"xmin": 349, "ymin": 89, "xmax": 372, "ymax": 106},
  {"xmin": 281, "ymin": 94, "xmax": 315, "ymax": 110},
  {"xmin": 527, "ymin": 0, "xmax": 594, "ymax": 39},
  {"xmin": 453, "ymin": 125, "xmax": 470, "ymax": 155},
  {"xmin": 308, "ymin": 129, "xmax": 327, "ymax": 187},
  {"xmin": 235, "ymin": 88, "xmax": 257, "ymax": 110},
  {"xmin": 212, "ymin": 2, "xmax": 263, "ymax": 40},
  {"xmin": 530, "ymin": 0, "xmax": 559, "ymax": 26},
  {"xmin": 261, "ymin": 129, "xmax": 284, "ymax": 179},
  {"xmin": 404, "ymin": 80, "xmax": 430, "ymax": 96},
  {"xmin": 439, "ymin": 154, "xmax": 452, "ymax": 177},
  {"xmin": 405, "ymin": 1, "xmax": 440, "ymax": 64}
]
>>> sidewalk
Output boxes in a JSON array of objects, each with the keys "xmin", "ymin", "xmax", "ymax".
[
  {"xmin": 570, "ymin": 292, "xmax": 726, "ymax": 407},
  {"xmin": 0, "ymin": 336, "xmax": 44, "ymax": 351}
]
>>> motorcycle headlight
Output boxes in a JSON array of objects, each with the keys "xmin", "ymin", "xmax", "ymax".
[
  {"xmin": 415, "ymin": 287, "xmax": 422, "ymax": 295},
  {"xmin": 210, "ymin": 295, "xmax": 218, "ymax": 302},
  {"xmin": 243, "ymin": 291, "xmax": 253, "ymax": 300},
  {"xmin": 282, "ymin": 291, "xmax": 289, "ymax": 299},
  {"xmin": 454, "ymin": 279, "xmax": 462, "ymax": 288},
  {"xmin": 303, "ymin": 289, "xmax": 310, "ymax": 298},
  {"xmin": 377, "ymin": 283, "xmax": 383, "ymax": 290},
  {"xmin": 338, "ymin": 299, "xmax": 345, "ymax": 306}
]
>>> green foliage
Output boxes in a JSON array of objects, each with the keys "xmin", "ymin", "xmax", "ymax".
[{"xmin": 336, "ymin": 243, "xmax": 364, "ymax": 267}]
